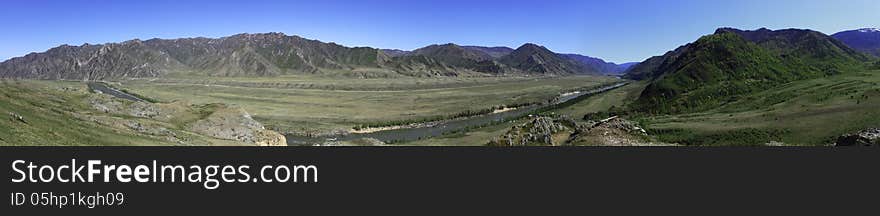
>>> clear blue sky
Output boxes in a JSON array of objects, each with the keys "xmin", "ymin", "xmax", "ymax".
[{"xmin": 1, "ymin": 0, "xmax": 878, "ymax": 63}]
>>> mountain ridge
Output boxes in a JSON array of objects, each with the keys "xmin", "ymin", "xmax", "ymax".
[
  {"xmin": 497, "ymin": 43, "xmax": 597, "ymax": 75},
  {"xmin": 560, "ymin": 53, "xmax": 636, "ymax": 75},
  {"xmin": 833, "ymin": 28, "xmax": 880, "ymax": 57},
  {"xmin": 1, "ymin": 33, "xmax": 621, "ymax": 79}
]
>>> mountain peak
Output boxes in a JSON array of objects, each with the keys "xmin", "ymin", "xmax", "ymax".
[
  {"xmin": 714, "ymin": 27, "xmax": 741, "ymax": 34},
  {"xmin": 518, "ymin": 43, "xmax": 545, "ymax": 50},
  {"xmin": 500, "ymin": 43, "xmax": 598, "ymax": 75},
  {"xmin": 858, "ymin": 28, "xmax": 880, "ymax": 33}
]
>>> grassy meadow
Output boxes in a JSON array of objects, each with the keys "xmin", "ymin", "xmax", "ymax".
[
  {"xmin": 0, "ymin": 80, "xmax": 258, "ymax": 146},
  {"xmin": 121, "ymin": 75, "xmax": 618, "ymax": 135},
  {"xmin": 0, "ymin": 80, "xmax": 162, "ymax": 146},
  {"xmin": 640, "ymin": 69, "xmax": 880, "ymax": 146}
]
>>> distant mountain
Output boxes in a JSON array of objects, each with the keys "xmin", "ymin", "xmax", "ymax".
[
  {"xmin": 408, "ymin": 43, "xmax": 504, "ymax": 74},
  {"xmin": 384, "ymin": 43, "xmax": 610, "ymax": 75},
  {"xmin": 560, "ymin": 54, "xmax": 635, "ymax": 75},
  {"xmin": 412, "ymin": 44, "xmax": 494, "ymax": 64},
  {"xmin": 833, "ymin": 28, "xmax": 880, "ymax": 57},
  {"xmin": 616, "ymin": 62, "xmax": 639, "ymax": 72},
  {"xmin": 499, "ymin": 43, "xmax": 598, "ymax": 75},
  {"xmin": 380, "ymin": 49, "xmax": 411, "ymax": 57},
  {"xmin": 0, "ymin": 33, "xmax": 397, "ymax": 79},
  {"xmin": 627, "ymin": 28, "xmax": 871, "ymax": 114},
  {"xmin": 0, "ymin": 33, "xmax": 612, "ymax": 79}
]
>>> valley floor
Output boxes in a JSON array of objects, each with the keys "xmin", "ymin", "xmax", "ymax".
[
  {"xmin": 3, "ymin": 70, "xmax": 877, "ymax": 146},
  {"xmin": 401, "ymin": 69, "xmax": 880, "ymax": 146},
  {"xmin": 121, "ymin": 75, "xmax": 617, "ymax": 136}
]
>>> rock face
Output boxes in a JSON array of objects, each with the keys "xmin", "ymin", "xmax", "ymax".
[
  {"xmin": 835, "ymin": 128, "xmax": 880, "ymax": 146},
  {"xmin": 0, "ymin": 33, "xmax": 611, "ymax": 79}
]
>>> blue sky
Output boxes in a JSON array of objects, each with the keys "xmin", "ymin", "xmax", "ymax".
[{"xmin": 1, "ymin": 0, "xmax": 878, "ymax": 63}]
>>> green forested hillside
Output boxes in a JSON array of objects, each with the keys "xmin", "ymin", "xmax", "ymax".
[{"xmin": 630, "ymin": 28, "xmax": 872, "ymax": 114}]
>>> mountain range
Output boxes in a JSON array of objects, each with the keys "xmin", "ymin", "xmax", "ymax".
[
  {"xmin": 386, "ymin": 45, "xmax": 634, "ymax": 75},
  {"xmin": 625, "ymin": 27, "xmax": 874, "ymax": 114},
  {"xmin": 0, "ymin": 33, "xmax": 631, "ymax": 80},
  {"xmin": 3, "ymin": 27, "xmax": 876, "ymax": 86},
  {"xmin": 833, "ymin": 28, "xmax": 880, "ymax": 57}
]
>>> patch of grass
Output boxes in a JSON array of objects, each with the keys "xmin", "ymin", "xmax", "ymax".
[
  {"xmin": 650, "ymin": 128, "xmax": 788, "ymax": 146},
  {"xmin": 557, "ymin": 81, "xmax": 646, "ymax": 118}
]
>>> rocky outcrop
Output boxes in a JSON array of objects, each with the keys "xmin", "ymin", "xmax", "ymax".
[
  {"xmin": 189, "ymin": 105, "xmax": 287, "ymax": 146},
  {"xmin": 488, "ymin": 116, "xmax": 576, "ymax": 146},
  {"xmin": 489, "ymin": 115, "xmax": 671, "ymax": 146},
  {"xmin": 835, "ymin": 128, "xmax": 880, "ymax": 146},
  {"xmin": 570, "ymin": 117, "xmax": 670, "ymax": 146},
  {"xmin": 8, "ymin": 112, "xmax": 26, "ymax": 124},
  {"xmin": 89, "ymin": 94, "xmax": 164, "ymax": 118},
  {"xmin": 254, "ymin": 130, "xmax": 288, "ymax": 146}
]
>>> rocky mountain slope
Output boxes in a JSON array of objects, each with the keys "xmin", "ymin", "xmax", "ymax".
[
  {"xmin": 408, "ymin": 44, "xmax": 504, "ymax": 74},
  {"xmin": 461, "ymin": 46, "xmax": 514, "ymax": 58},
  {"xmin": 833, "ymin": 28, "xmax": 880, "ymax": 57},
  {"xmin": 0, "ymin": 33, "xmax": 391, "ymax": 79},
  {"xmin": 0, "ymin": 33, "xmax": 622, "ymax": 79}
]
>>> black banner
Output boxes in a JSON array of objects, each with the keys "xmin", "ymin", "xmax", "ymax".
[{"xmin": 2, "ymin": 147, "xmax": 878, "ymax": 214}]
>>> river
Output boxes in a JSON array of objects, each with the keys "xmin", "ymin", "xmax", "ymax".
[
  {"xmin": 87, "ymin": 82, "xmax": 147, "ymax": 103},
  {"xmin": 285, "ymin": 82, "xmax": 629, "ymax": 145}
]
